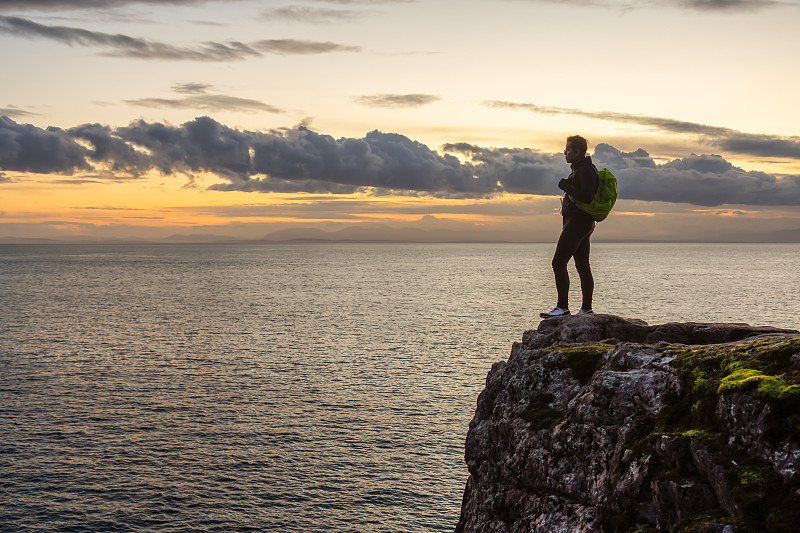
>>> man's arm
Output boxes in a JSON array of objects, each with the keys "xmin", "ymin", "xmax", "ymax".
[{"xmin": 558, "ymin": 167, "xmax": 596, "ymax": 203}]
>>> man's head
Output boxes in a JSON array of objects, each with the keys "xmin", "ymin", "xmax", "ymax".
[{"xmin": 565, "ymin": 135, "xmax": 588, "ymax": 164}]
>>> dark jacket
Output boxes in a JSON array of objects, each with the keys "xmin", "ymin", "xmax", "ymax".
[{"xmin": 558, "ymin": 155, "xmax": 599, "ymax": 218}]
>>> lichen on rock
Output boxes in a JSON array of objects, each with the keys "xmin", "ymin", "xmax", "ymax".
[{"xmin": 456, "ymin": 314, "xmax": 800, "ymax": 533}]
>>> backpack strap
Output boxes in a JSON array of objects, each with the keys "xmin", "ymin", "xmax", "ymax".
[{"xmin": 589, "ymin": 164, "xmax": 599, "ymax": 196}]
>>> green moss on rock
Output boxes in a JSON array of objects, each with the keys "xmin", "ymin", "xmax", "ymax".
[
  {"xmin": 667, "ymin": 337, "xmax": 800, "ymax": 445},
  {"xmin": 731, "ymin": 465, "xmax": 771, "ymax": 511},
  {"xmin": 518, "ymin": 393, "xmax": 562, "ymax": 431},
  {"xmin": 525, "ymin": 334, "xmax": 800, "ymax": 531},
  {"xmin": 640, "ymin": 337, "xmax": 800, "ymax": 531},
  {"xmin": 594, "ymin": 337, "xmax": 800, "ymax": 531},
  {"xmin": 674, "ymin": 338, "xmax": 800, "ymax": 390},
  {"xmin": 552, "ymin": 343, "xmax": 614, "ymax": 384},
  {"xmin": 718, "ymin": 368, "xmax": 800, "ymax": 405},
  {"xmin": 671, "ymin": 509, "xmax": 736, "ymax": 533}
]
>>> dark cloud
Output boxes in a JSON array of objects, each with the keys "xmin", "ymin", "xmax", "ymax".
[
  {"xmin": 0, "ymin": 16, "xmax": 256, "ymax": 60},
  {"xmin": 677, "ymin": 0, "xmax": 785, "ymax": 11},
  {"xmin": 592, "ymin": 143, "xmax": 657, "ymax": 170},
  {"xmin": 3, "ymin": 115, "xmax": 799, "ymax": 206},
  {"xmin": 243, "ymin": 128, "xmax": 490, "ymax": 195},
  {"xmin": 354, "ymin": 94, "xmax": 441, "ymax": 108},
  {"xmin": 0, "ymin": 0, "xmax": 785, "ymax": 12},
  {"xmin": 615, "ymin": 166, "xmax": 800, "ymax": 206},
  {"xmin": 52, "ymin": 178, "xmax": 106, "ymax": 184},
  {"xmin": 0, "ymin": 106, "xmax": 35, "ymax": 119},
  {"xmin": 193, "ymin": 125, "xmax": 490, "ymax": 196},
  {"xmin": 252, "ymin": 39, "xmax": 360, "ymax": 54},
  {"xmin": 194, "ymin": 198, "xmax": 543, "ymax": 220},
  {"xmin": 486, "ymin": 100, "xmax": 729, "ymax": 136},
  {"xmin": 302, "ymin": 0, "xmax": 413, "ymax": 4},
  {"xmin": 116, "ymin": 116, "xmax": 254, "ymax": 180},
  {"xmin": 0, "ymin": 116, "xmax": 494, "ymax": 196},
  {"xmin": 67, "ymin": 123, "xmax": 151, "ymax": 173},
  {"xmin": 595, "ymin": 144, "xmax": 800, "ymax": 206},
  {"xmin": 172, "ymin": 82, "xmax": 212, "ymax": 94},
  {"xmin": 0, "ymin": 0, "xmax": 411, "ymax": 8},
  {"xmin": 125, "ymin": 94, "xmax": 283, "ymax": 113},
  {"xmin": 0, "ymin": 0, "xmax": 219, "ymax": 9},
  {"xmin": 263, "ymin": 6, "xmax": 363, "ymax": 23},
  {"xmin": 714, "ymin": 133, "xmax": 800, "ymax": 159},
  {"xmin": 442, "ymin": 142, "xmax": 564, "ymax": 195},
  {"xmin": 509, "ymin": 0, "xmax": 790, "ymax": 11},
  {"xmin": 486, "ymin": 100, "xmax": 800, "ymax": 161},
  {"xmin": 443, "ymin": 141, "xmax": 800, "ymax": 206},
  {"xmin": 75, "ymin": 205, "xmax": 146, "ymax": 210},
  {"xmin": 0, "ymin": 16, "xmax": 361, "ymax": 60},
  {"xmin": 188, "ymin": 19, "xmax": 227, "ymax": 27},
  {"xmin": 0, "ymin": 116, "xmax": 90, "ymax": 173}
]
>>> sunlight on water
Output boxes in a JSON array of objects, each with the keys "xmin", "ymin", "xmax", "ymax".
[{"xmin": 1, "ymin": 243, "xmax": 797, "ymax": 531}]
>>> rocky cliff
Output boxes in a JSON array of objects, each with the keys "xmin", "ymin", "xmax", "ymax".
[{"xmin": 456, "ymin": 315, "xmax": 800, "ymax": 533}]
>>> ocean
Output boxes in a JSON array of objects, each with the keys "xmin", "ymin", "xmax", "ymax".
[{"xmin": 1, "ymin": 242, "xmax": 798, "ymax": 532}]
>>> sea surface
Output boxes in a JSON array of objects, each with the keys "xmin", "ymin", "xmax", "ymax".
[{"xmin": 1, "ymin": 242, "xmax": 798, "ymax": 532}]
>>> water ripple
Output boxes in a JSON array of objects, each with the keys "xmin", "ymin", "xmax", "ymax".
[{"xmin": 1, "ymin": 242, "xmax": 798, "ymax": 531}]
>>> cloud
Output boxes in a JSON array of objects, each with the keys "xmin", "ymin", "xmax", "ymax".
[
  {"xmin": 593, "ymin": 144, "xmax": 800, "ymax": 206},
  {"xmin": 485, "ymin": 100, "xmax": 728, "ymax": 136},
  {"xmin": 0, "ymin": 0, "xmax": 222, "ymax": 9},
  {"xmin": 675, "ymin": 0, "xmax": 786, "ymax": 11},
  {"xmin": 443, "ymin": 141, "xmax": 800, "ymax": 206},
  {"xmin": 590, "ymin": 143, "xmax": 658, "ymax": 170},
  {"xmin": 0, "ymin": 16, "xmax": 361, "ymax": 60},
  {"xmin": 0, "ymin": 116, "xmax": 91, "ymax": 174},
  {"xmin": 251, "ymin": 39, "xmax": 359, "ymax": 54},
  {"xmin": 67, "ymin": 122, "xmax": 151, "ymax": 173},
  {"xmin": 507, "ymin": 0, "xmax": 792, "ymax": 11},
  {"xmin": 0, "ymin": 0, "xmax": 787, "ymax": 12},
  {"xmin": 486, "ymin": 100, "xmax": 800, "ymax": 161},
  {"xmin": 354, "ymin": 94, "xmax": 441, "ymax": 108},
  {"xmin": 172, "ymin": 82, "xmax": 212, "ymax": 94},
  {"xmin": 241, "ymin": 127, "xmax": 490, "ymax": 195},
  {"xmin": 616, "ymin": 165, "xmax": 800, "ymax": 206},
  {"xmin": 302, "ymin": 0, "xmax": 413, "ymax": 4},
  {"xmin": 0, "ymin": 0, "xmax": 412, "ymax": 9},
  {"xmin": 126, "ymin": 94, "xmax": 283, "ymax": 113},
  {"xmin": 3, "ymin": 115, "xmax": 800, "ymax": 206},
  {"xmin": 74, "ymin": 205, "xmax": 146, "ymax": 210},
  {"xmin": 189, "ymin": 198, "xmax": 547, "ymax": 220},
  {"xmin": 175, "ymin": 122, "xmax": 491, "ymax": 195},
  {"xmin": 0, "ymin": 16, "xmax": 256, "ymax": 60},
  {"xmin": 52, "ymin": 178, "xmax": 107, "ymax": 184},
  {"xmin": 263, "ymin": 6, "xmax": 364, "ymax": 23},
  {"xmin": 115, "ymin": 116, "xmax": 255, "ymax": 180},
  {"xmin": 0, "ymin": 106, "xmax": 35, "ymax": 119},
  {"xmin": 442, "ymin": 142, "xmax": 565, "ymax": 195}
]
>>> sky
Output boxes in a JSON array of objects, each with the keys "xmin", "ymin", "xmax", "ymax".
[{"xmin": 1, "ymin": 0, "xmax": 800, "ymax": 242}]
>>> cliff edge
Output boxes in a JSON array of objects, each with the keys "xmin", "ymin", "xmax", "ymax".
[{"xmin": 457, "ymin": 315, "xmax": 800, "ymax": 532}]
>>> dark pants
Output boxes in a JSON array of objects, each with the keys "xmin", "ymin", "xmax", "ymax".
[{"xmin": 552, "ymin": 214, "xmax": 595, "ymax": 310}]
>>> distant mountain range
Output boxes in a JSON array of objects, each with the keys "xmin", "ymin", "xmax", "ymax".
[{"xmin": 1, "ymin": 223, "xmax": 798, "ymax": 244}]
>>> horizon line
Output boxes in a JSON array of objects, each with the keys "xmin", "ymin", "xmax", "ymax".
[{"xmin": 2, "ymin": 238, "xmax": 799, "ymax": 245}]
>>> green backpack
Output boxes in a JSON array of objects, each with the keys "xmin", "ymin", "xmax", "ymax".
[{"xmin": 570, "ymin": 167, "xmax": 617, "ymax": 222}]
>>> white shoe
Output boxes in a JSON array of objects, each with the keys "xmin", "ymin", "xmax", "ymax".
[
  {"xmin": 540, "ymin": 307, "xmax": 570, "ymax": 318},
  {"xmin": 577, "ymin": 309, "xmax": 593, "ymax": 315}
]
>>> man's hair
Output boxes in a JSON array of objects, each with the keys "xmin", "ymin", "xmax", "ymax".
[{"xmin": 566, "ymin": 135, "xmax": 588, "ymax": 156}]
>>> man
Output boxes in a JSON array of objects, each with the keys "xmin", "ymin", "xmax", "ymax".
[{"xmin": 540, "ymin": 135, "xmax": 599, "ymax": 318}]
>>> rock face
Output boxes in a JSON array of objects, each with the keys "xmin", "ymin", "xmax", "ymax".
[{"xmin": 456, "ymin": 314, "xmax": 800, "ymax": 533}]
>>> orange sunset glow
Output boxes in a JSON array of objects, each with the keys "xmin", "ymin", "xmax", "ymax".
[{"xmin": 2, "ymin": 0, "xmax": 800, "ymax": 242}]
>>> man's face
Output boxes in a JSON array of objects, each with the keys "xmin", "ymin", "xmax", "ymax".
[{"xmin": 564, "ymin": 142, "xmax": 582, "ymax": 164}]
